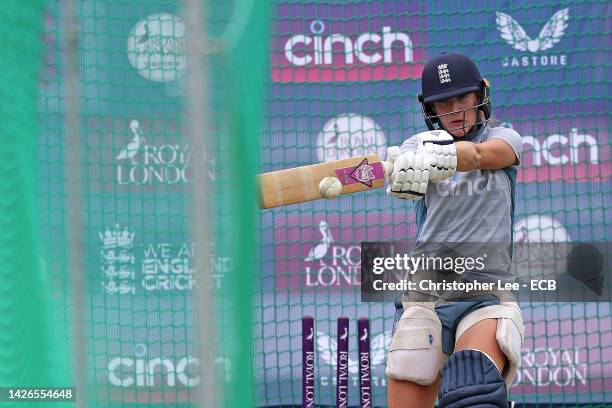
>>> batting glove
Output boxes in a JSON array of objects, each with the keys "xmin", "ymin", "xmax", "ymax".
[
  {"xmin": 415, "ymin": 130, "xmax": 457, "ymax": 183},
  {"xmin": 387, "ymin": 151, "xmax": 431, "ymax": 200},
  {"xmin": 383, "ymin": 146, "xmax": 401, "ymax": 183}
]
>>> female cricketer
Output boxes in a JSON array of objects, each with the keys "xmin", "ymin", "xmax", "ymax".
[{"xmin": 384, "ymin": 53, "xmax": 524, "ymax": 408}]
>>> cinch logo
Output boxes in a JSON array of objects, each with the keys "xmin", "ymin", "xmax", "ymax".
[
  {"xmin": 271, "ymin": 4, "xmax": 427, "ymax": 83},
  {"xmin": 108, "ymin": 343, "xmax": 199, "ymax": 388},
  {"xmin": 496, "ymin": 8, "xmax": 569, "ymax": 68},
  {"xmin": 523, "ymin": 129, "xmax": 597, "ymax": 166},
  {"xmin": 107, "ymin": 344, "xmax": 232, "ymax": 388},
  {"xmin": 108, "ymin": 356, "xmax": 199, "ymax": 387},
  {"xmin": 518, "ymin": 127, "xmax": 610, "ymax": 183},
  {"xmin": 436, "ymin": 173, "xmax": 493, "ymax": 197},
  {"xmin": 284, "ymin": 22, "xmax": 412, "ymax": 66}
]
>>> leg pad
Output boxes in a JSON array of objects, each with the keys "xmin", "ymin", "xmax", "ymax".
[{"xmin": 438, "ymin": 349, "xmax": 508, "ymax": 408}]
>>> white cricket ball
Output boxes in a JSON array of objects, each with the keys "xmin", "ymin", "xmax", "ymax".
[{"xmin": 319, "ymin": 176, "xmax": 342, "ymax": 198}]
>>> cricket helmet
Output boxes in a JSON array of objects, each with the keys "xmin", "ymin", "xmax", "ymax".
[{"xmin": 417, "ymin": 53, "xmax": 491, "ymax": 137}]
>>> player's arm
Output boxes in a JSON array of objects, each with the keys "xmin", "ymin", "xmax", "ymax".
[{"xmin": 455, "ymin": 139, "xmax": 518, "ymax": 171}]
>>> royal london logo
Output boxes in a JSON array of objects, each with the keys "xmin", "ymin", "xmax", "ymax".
[
  {"xmin": 496, "ymin": 8, "xmax": 569, "ymax": 68},
  {"xmin": 127, "ymin": 13, "xmax": 187, "ymax": 82},
  {"xmin": 512, "ymin": 216, "xmax": 571, "ymax": 282},
  {"xmin": 115, "ymin": 119, "xmax": 215, "ymax": 185},
  {"xmin": 316, "ymin": 114, "xmax": 387, "ymax": 163},
  {"xmin": 316, "ymin": 329, "xmax": 390, "ymax": 385},
  {"xmin": 304, "ymin": 220, "xmax": 361, "ymax": 287},
  {"xmin": 513, "ymin": 215, "xmax": 571, "ymax": 243},
  {"xmin": 513, "ymin": 348, "xmax": 587, "ymax": 388}
]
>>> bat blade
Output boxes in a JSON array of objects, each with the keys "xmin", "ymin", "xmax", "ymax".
[{"xmin": 258, "ymin": 154, "xmax": 385, "ymax": 209}]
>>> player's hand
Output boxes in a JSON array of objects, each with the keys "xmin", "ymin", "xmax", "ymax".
[
  {"xmin": 415, "ymin": 130, "xmax": 457, "ymax": 182},
  {"xmin": 383, "ymin": 146, "xmax": 401, "ymax": 183},
  {"xmin": 386, "ymin": 151, "xmax": 430, "ymax": 200}
]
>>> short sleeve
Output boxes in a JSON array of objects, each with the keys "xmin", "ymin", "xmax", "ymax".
[{"xmin": 489, "ymin": 127, "xmax": 522, "ymax": 166}]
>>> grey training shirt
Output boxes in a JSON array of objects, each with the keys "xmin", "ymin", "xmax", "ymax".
[{"xmin": 400, "ymin": 125, "xmax": 523, "ymax": 299}]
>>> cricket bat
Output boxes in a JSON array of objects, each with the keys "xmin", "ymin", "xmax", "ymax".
[{"xmin": 258, "ymin": 155, "xmax": 386, "ymax": 209}]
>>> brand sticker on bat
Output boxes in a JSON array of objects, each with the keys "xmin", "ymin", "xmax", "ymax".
[{"xmin": 335, "ymin": 158, "xmax": 384, "ymax": 188}]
